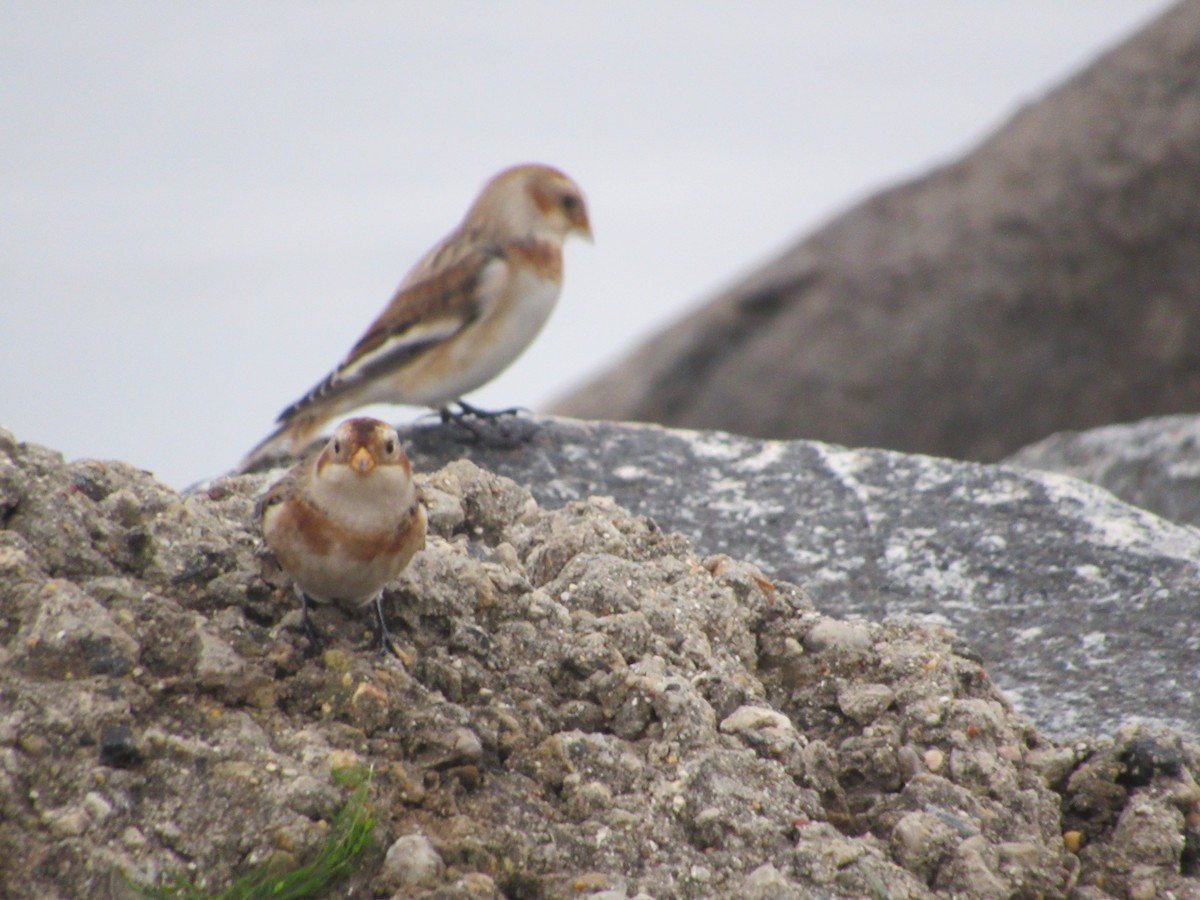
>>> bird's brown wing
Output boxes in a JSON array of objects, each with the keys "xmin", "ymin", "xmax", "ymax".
[{"xmin": 274, "ymin": 243, "xmax": 506, "ymax": 423}]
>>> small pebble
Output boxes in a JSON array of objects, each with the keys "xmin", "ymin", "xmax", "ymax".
[
  {"xmin": 99, "ymin": 725, "xmax": 142, "ymax": 769},
  {"xmin": 380, "ymin": 832, "xmax": 444, "ymax": 889},
  {"xmin": 82, "ymin": 791, "xmax": 113, "ymax": 823},
  {"xmin": 924, "ymin": 748, "xmax": 945, "ymax": 773}
]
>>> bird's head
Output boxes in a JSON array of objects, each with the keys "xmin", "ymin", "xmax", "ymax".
[
  {"xmin": 468, "ymin": 163, "xmax": 592, "ymax": 243},
  {"xmin": 316, "ymin": 417, "xmax": 411, "ymax": 480}
]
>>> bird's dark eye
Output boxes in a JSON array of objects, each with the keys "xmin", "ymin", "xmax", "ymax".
[
  {"xmin": 385, "ymin": 440, "xmax": 396, "ymax": 455},
  {"xmin": 561, "ymin": 194, "xmax": 578, "ymax": 212},
  {"xmin": 333, "ymin": 440, "xmax": 341, "ymax": 454}
]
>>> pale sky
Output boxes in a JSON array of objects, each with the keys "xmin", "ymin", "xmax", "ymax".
[{"xmin": 1, "ymin": 1, "xmax": 1175, "ymax": 487}]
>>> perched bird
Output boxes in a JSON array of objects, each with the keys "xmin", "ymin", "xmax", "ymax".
[
  {"xmin": 239, "ymin": 163, "xmax": 592, "ymax": 471},
  {"xmin": 256, "ymin": 417, "xmax": 427, "ymax": 656}
]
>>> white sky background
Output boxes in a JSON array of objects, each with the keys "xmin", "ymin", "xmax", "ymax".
[{"xmin": 1, "ymin": 1, "xmax": 1176, "ymax": 488}]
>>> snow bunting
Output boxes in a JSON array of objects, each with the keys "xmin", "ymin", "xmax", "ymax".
[
  {"xmin": 256, "ymin": 417, "xmax": 427, "ymax": 656},
  {"xmin": 240, "ymin": 163, "xmax": 592, "ymax": 470}
]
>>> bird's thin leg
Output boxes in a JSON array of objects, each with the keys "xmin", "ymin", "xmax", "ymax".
[
  {"xmin": 298, "ymin": 589, "xmax": 325, "ymax": 654},
  {"xmin": 363, "ymin": 591, "xmax": 402, "ymax": 658},
  {"xmin": 437, "ymin": 404, "xmax": 485, "ymax": 441}
]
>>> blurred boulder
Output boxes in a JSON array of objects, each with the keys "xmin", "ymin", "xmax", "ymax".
[
  {"xmin": 552, "ymin": 0, "xmax": 1200, "ymax": 461},
  {"xmin": 1006, "ymin": 413, "xmax": 1200, "ymax": 527}
]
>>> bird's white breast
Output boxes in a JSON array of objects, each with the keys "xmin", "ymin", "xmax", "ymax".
[
  {"xmin": 401, "ymin": 265, "xmax": 561, "ymax": 406},
  {"xmin": 310, "ymin": 465, "xmax": 415, "ymax": 533}
]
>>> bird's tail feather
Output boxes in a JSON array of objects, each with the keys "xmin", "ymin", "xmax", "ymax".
[
  {"xmin": 236, "ymin": 412, "xmax": 324, "ymax": 474},
  {"xmin": 237, "ymin": 366, "xmax": 383, "ymax": 474}
]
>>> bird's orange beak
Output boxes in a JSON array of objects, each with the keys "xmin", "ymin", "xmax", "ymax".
[
  {"xmin": 574, "ymin": 214, "xmax": 593, "ymax": 243},
  {"xmin": 350, "ymin": 446, "xmax": 376, "ymax": 474}
]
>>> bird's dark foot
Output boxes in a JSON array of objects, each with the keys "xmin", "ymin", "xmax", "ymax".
[
  {"xmin": 360, "ymin": 630, "xmax": 409, "ymax": 663},
  {"xmin": 438, "ymin": 409, "xmax": 486, "ymax": 441},
  {"xmin": 359, "ymin": 593, "xmax": 410, "ymax": 663},
  {"xmin": 298, "ymin": 594, "xmax": 326, "ymax": 656},
  {"xmin": 437, "ymin": 402, "xmax": 536, "ymax": 446},
  {"xmin": 448, "ymin": 400, "xmax": 527, "ymax": 420}
]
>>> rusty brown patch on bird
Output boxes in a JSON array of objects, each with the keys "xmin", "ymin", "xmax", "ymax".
[
  {"xmin": 506, "ymin": 239, "xmax": 562, "ymax": 281},
  {"xmin": 344, "ymin": 507, "xmax": 426, "ymax": 563},
  {"xmin": 528, "ymin": 178, "xmax": 559, "ymax": 216},
  {"xmin": 280, "ymin": 495, "xmax": 334, "ymax": 556},
  {"xmin": 283, "ymin": 493, "xmax": 424, "ymax": 565},
  {"xmin": 344, "ymin": 418, "xmax": 382, "ymax": 448}
]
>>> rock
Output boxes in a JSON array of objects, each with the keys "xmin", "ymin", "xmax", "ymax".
[
  {"xmin": 741, "ymin": 862, "xmax": 809, "ymax": 900},
  {"xmin": 1, "ymin": 426, "xmax": 1198, "ymax": 897},
  {"xmin": 380, "ymin": 832, "xmax": 444, "ymax": 889},
  {"xmin": 804, "ymin": 619, "xmax": 873, "ymax": 657},
  {"xmin": 98, "ymin": 725, "xmax": 142, "ymax": 769},
  {"xmin": 392, "ymin": 416, "xmax": 1200, "ymax": 739},
  {"xmin": 890, "ymin": 810, "xmax": 959, "ymax": 885},
  {"xmin": 440, "ymin": 871, "xmax": 502, "ymax": 898},
  {"xmin": 837, "ymin": 683, "xmax": 896, "ymax": 725},
  {"xmin": 923, "ymin": 748, "xmax": 946, "ymax": 774},
  {"xmin": 550, "ymin": 2, "xmax": 1200, "ymax": 463},
  {"xmin": 10, "ymin": 576, "xmax": 140, "ymax": 680},
  {"xmin": 1006, "ymin": 413, "xmax": 1200, "ymax": 528},
  {"xmin": 719, "ymin": 705, "xmax": 806, "ymax": 776}
]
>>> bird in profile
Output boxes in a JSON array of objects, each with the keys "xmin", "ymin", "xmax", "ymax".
[
  {"xmin": 256, "ymin": 417, "xmax": 427, "ymax": 657},
  {"xmin": 239, "ymin": 163, "xmax": 592, "ymax": 472}
]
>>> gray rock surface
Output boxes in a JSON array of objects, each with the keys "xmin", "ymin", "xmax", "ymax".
[
  {"xmin": 551, "ymin": 0, "xmax": 1200, "ymax": 463},
  {"xmin": 387, "ymin": 416, "xmax": 1200, "ymax": 739},
  {"xmin": 1007, "ymin": 413, "xmax": 1200, "ymax": 529},
  {"xmin": 5, "ymin": 422, "xmax": 1200, "ymax": 898}
]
